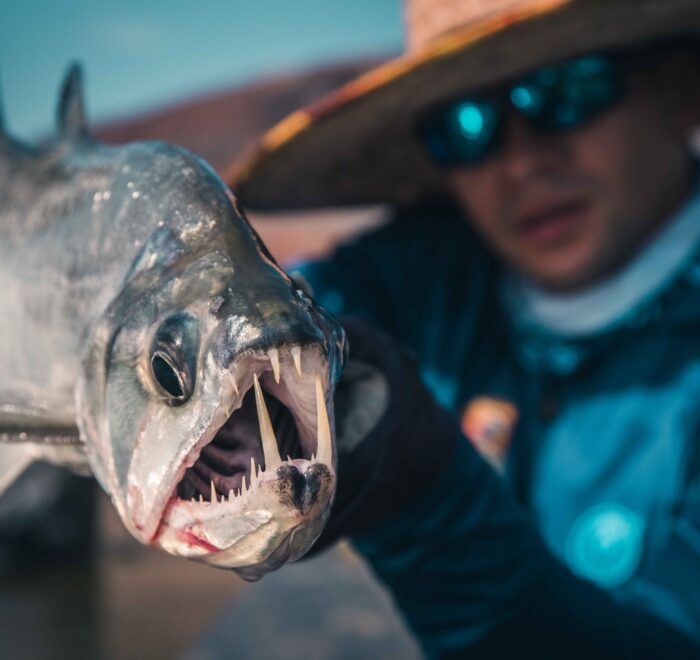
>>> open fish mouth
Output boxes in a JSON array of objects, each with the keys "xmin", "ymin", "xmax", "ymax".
[{"xmin": 149, "ymin": 342, "xmax": 335, "ymax": 569}]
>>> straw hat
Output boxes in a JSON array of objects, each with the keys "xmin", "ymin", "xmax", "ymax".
[{"xmin": 228, "ymin": 0, "xmax": 700, "ymax": 210}]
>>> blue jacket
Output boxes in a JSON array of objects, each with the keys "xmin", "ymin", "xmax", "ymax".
[{"xmin": 299, "ymin": 195, "xmax": 700, "ymax": 658}]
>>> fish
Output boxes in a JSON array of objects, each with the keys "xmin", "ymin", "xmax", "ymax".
[{"xmin": 0, "ymin": 64, "xmax": 345, "ymax": 579}]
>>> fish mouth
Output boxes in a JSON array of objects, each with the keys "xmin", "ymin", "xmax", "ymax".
[{"xmin": 151, "ymin": 344, "xmax": 336, "ymax": 568}]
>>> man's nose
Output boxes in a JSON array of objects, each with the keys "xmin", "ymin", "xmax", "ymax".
[{"xmin": 498, "ymin": 111, "xmax": 564, "ymax": 180}]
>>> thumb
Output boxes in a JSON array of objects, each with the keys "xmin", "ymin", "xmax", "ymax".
[{"xmin": 334, "ymin": 359, "xmax": 389, "ymax": 454}]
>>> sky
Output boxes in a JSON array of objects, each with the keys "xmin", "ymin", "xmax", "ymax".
[{"xmin": 1, "ymin": 0, "xmax": 402, "ymax": 139}]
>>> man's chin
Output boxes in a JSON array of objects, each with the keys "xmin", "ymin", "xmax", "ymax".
[{"xmin": 515, "ymin": 251, "xmax": 607, "ymax": 293}]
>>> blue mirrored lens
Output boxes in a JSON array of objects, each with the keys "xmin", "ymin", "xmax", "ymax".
[
  {"xmin": 510, "ymin": 85, "xmax": 544, "ymax": 115},
  {"xmin": 533, "ymin": 55, "xmax": 621, "ymax": 131},
  {"xmin": 445, "ymin": 100, "xmax": 499, "ymax": 161},
  {"xmin": 456, "ymin": 104, "xmax": 485, "ymax": 139},
  {"xmin": 419, "ymin": 98, "xmax": 501, "ymax": 166}
]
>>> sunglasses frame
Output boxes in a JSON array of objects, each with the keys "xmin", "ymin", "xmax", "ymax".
[{"xmin": 417, "ymin": 51, "xmax": 630, "ymax": 168}]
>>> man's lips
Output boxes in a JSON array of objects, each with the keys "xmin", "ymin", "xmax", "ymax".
[{"xmin": 514, "ymin": 198, "xmax": 590, "ymax": 248}]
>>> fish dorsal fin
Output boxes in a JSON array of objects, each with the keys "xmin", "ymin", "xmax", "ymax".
[{"xmin": 57, "ymin": 62, "xmax": 89, "ymax": 141}]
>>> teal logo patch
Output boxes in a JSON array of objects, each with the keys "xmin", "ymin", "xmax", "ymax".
[{"xmin": 565, "ymin": 503, "xmax": 645, "ymax": 588}]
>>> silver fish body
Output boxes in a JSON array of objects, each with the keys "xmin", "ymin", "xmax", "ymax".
[{"xmin": 0, "ymin": 66, "xmax": 345, "ymax": 578}]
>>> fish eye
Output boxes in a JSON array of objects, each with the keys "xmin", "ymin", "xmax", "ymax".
[
  {"xmin": 150, "ymin": 313, "xmax": 199, "ymax": 405},
  {"xmin": 152, "ymin": 353, "xmax": 187, "ymax": 400}
]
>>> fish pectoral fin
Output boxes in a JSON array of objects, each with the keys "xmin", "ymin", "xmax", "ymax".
[
  {"xmin": 0, "ymin": 426, "xmax": 91, "ymax": 491},
  {"xmin": 0, "ymin": 444, "xmax": 36, "ymax": 497}
]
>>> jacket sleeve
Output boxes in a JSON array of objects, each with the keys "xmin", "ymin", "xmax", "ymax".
[{"xmin": 351, "ymin": 438, "xmax": 700, "ymax": 660}]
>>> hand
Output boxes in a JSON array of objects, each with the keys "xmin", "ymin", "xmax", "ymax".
[{"xmin": 311, "ymin": 316, "xmax": 460, "ymax": 550}]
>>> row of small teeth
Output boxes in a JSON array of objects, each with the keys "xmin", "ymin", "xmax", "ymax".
[
  {"xmin": 231, "ymin": 347, "xmax": 303, "ymax": 396},
  {"xmin": 189, "ymin": 454, "xmax": 285, "ymax": 505},
  {"xmin": 187, "ymin": 349, "xmax": 332, "ymax": 506}
]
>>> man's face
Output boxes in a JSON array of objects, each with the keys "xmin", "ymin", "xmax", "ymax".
[{"xmin": 448, "ymin": 53, "xmax": 700, "ymax": 291}]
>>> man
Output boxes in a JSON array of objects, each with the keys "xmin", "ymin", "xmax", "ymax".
[{"xmin": 231, "ymin": 0, "xmax": 700, "ymax": 656}]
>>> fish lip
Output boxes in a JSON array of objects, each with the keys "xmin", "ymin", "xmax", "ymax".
[
  {"xmin": 136, "ymin": 344, "xmax": 336, "ymax": 551},
  {"xmin": 153, "ymin": 458, "xmax": 334, "ymax": 563}
]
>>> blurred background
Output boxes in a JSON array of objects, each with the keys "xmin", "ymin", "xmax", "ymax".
[
  {"xmin": 2, "ymin": 0, "xmax": 400, "ymax": 263},
  {"xmin": 0, "ymin": 2, "xmax": 423, "ymax": 658}
]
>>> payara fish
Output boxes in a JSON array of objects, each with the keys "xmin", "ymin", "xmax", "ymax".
[{"xmin": 0, "ymin": 65, "xmax": 345, "ymax": 579}]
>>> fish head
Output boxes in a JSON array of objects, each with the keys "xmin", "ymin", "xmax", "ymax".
[{"xmin": 77, "ymin": 146, "xmax": 345, "ymax": 577}]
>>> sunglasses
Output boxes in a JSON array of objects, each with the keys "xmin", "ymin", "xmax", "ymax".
[{"xmin": 418, "ymin": 54, "xmax": 626, "ymax": 167}]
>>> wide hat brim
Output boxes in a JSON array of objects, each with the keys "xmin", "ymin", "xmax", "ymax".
[{"xmin": 228, "ymin": 0, "xmax": 700, "ymax": 211}]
